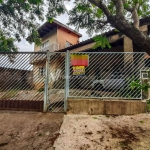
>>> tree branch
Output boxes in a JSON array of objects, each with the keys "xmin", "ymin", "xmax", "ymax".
[
  {"xmin": 140, "ymin": 16, "xmax": 150, "ymax": 26},
  {"xmin": 96, "ymin": 20, "xmax": 108, "ymax": 29},
  {"xmin": 132, "ymin": 3, "xmax": 139, "ymax": 28},
  {"xmin": 96, "ymin": 20, "xmax": 108, "ymax": 24},
  {"xmin": 122, "ymin": 0, "xmax": 133, "ymax": 12},
  {"xmin": 122, "ymin": 0, "xmax": 140, "ymax": 28},
  {"xmin": 112, "ymin": 0, "xmax": 124, "ymax": 16},
  {"xmin": 88, "ymin": 0, "xmax": 112, "ymax": 17}
]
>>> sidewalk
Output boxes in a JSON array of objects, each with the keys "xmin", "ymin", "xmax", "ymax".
[{"xmin": 54, "ymin": 114, "xmax": 150, "ymax": 150}]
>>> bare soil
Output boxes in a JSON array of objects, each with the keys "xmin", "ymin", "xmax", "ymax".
[
  {"xmin": 1, "ymin": 111, "xmax": 150, "ymax": 150},
  {"xmin": 0, "ymin": 111, "xmax": 64, "ymax": 150},
  {"xmin": 54, "ymin": 114, "xmax": 150, "ymax": 150}
]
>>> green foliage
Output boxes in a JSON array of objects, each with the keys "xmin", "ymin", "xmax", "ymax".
[
  {"xmin": 38, "ymin": 86, "xmax": 44, "ymax": 92},
  {"xmin": 118, "ymin": 77, "xmax": 141, "ymax": 98},
  {"xmin": 0, "ymin": 0, "xmax": 44, "ymax": 51},
  {"xmin": 131, "ymin": 80, "xmax": 150, "ymax": 92},
  {"xmin": 130, "ymin": 71, "xmax": 150, "ymax": 92},
  {"xmin": 48, "ymin": 18, "xmax": 54, "ymax": 23},
  {"xmin": 92, "ymin": 35, "xmax": 111, "ymax": 49},
  {"xmin": 123, "ymin": 0, "xmax": 150, "ymax": 17},
  {"xmin": 146, "ymin": 99, "xmax": 150, "ymax": 112},
  {"xmin": 93, "ymin": 117, "xmax": 98, "ymax": 119},
  {"xmin": 28, "ymin": 30, "xmax": 41, "ymax": 46},
  {"xmin": 0, "ymin": 0, "xmax": 150, "ymax": 51},
  {"xmin": 0, "ymin": 89, "xmax": 18, "ymax": 99},
  {"xmin": 130, "ymin": 71, "xmax": 150, "ymax": 111},
  {"xmin": 0, "ymin": 30, "xmax": 17, "ymax": 52},
  {"xmin": 139, "ymin": 120, "xmax": 144, "ymax": 124}
]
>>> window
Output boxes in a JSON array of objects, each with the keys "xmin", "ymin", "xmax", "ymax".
[
  {"xmin": 39, "ymin": 67, "xmax": 45, "ymax": 76},
  {"xmin": 142, "ymin": 73, "xmax": 148, "ymax": 79},
  {"xmin": 66, "ymin": 41, "xmax": 72, "ymax": 48},
  {"xmin": 40, "ymin": 40, "xmax": 49, "ymax": 49}
]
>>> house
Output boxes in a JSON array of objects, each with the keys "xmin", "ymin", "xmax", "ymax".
[
  {"xmin": 33, "ymin": 19, "xmax": 82, "ymax": 52},
  {"xmin": 30, "ymin": 19, "xmax": 150, "ymax": 94},
  {"xmin": 29, "ymin": 19, "xmax": 82, "ymax": 90}
]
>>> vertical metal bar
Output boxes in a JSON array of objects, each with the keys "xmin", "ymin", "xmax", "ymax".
[
  {"xmin": 43, "ymin": 51, "xmax": 50, "ymax": 112},
  {"xmin": 140, "ymin": 70, "xmax": 142, "ymax": 100},
  {"xmin": 64, "ymin": 50, "xmax": 70, "ymax": 112}
]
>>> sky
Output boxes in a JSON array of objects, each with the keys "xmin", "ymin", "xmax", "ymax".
[{"xmin": 16, "ymin": 1, "xmax": 89, "ymax": 52}]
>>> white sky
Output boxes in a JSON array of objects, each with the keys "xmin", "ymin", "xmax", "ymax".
[{"xmin": 16, "ymin": 1, "xmax": 89, "ymax": 52}]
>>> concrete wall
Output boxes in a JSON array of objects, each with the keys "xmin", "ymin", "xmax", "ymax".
[
  {"xmin": 67, "ymin": 98, "xmax": 147, "ymax": 115},
  {"xmin": 57, "ymin": 27, "xmax": 79, "ymax": 49}
]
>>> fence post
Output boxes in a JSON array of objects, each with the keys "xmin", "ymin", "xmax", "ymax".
[
  {"xmin": 43, "ymin": 51, "xmax": 50, "ymax": 112},
  {"xmin": 64, "ymin": 50, "xmax": 70, "ymax": 112}
]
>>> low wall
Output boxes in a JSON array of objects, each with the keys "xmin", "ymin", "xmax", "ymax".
[
  {"xmin": 67, "ymin": 98, "xmax": 147, "ymax": 115},
  {"xmin": 0, "ymin": 100, "xmax": 43, "ymax": 112}
]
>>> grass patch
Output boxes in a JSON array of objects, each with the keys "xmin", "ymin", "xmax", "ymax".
[
  {"xmin": 119, "ymin": 141, "xmax": 128, "ymax": 148},
  {"xmin": 0, "ymin": 89, "xmax": 18, "ymax": 99},
  {"xmin": 139, "ymin": 121, "xmax": 144, "ymax": 124},
  {"xmin": 38, "ymin": 87, "xmax": 44, "ymax": 92},
  {"xmin": 93, "ymin": 117, "xmax": 97, "ymax": 119}
]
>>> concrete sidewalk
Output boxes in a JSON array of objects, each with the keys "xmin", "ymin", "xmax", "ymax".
[{"xmin": 53, "ymin": 114, "xmax": 150, "ymax": 150}]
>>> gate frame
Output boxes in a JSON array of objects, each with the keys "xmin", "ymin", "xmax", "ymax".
[
  {"xmin": 64, "ymin": 50, "xmax": 70, "ymax": 111},
  {"xmin": 43, "ymin": 51, "xmax": 50, "ymax": 112}
]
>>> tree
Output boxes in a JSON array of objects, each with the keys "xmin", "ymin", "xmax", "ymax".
[
  {"xmin": 67, "ymin": 0, "xmax": 150, "ymax": 54},
  {"xmin": 1, "ymin": 0, "xmax": 150, "ymax": 54},
  {"xmin": 0, "ymin": 0, "xmax": 43, "ymax": 52}
]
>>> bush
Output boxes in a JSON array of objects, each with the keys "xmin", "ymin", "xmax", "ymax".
[{"xmin": 38, "ymin": 87, "xmax": 45, "ymax": 92}]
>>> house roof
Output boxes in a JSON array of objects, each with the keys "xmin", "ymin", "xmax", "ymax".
[
  {"xmin": 56, "ymin": 29, "xmax": 120, "ymax": 52},
  {"xmin": 37, "ymin": 19, "xmax": 82, "ymax": 38},
  {"xmin": 56, "ymin": 22, "xmax": 150, "ymax": 52}
]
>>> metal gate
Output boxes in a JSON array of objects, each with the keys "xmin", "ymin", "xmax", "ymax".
[
  {"xmin": 69, "ymin": 52, "xmax": 147, "ymax": 99},
  {"xmin": 0, "ymin": 52, "xmax": 46, "ymax": 111},
  {"xmin": 45, "ymin": 52, "xmax": 66, "ymax": 112}
]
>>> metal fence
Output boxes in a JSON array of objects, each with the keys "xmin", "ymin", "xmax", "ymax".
[
  {"xmin": 0, "ymin": 52, "xmax": 46, "ymax": 111},
  {"xmin": 69, "ymin": 52, "xmax": 148, "ymax": 99},
  {"xmin": 0, "ymin": 52, "xmax": 149, "ymax": 112},
  {"xmin": 47, "ymin": 52, "xmax": 66, "ymax": 112}
]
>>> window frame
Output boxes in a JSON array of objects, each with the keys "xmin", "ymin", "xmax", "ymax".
[
  {"xmin": 40, "ymin": 40, "xmax": 50, "ymax": 49},
  {"xmin": 39, "ymin": 67, "xmax": 45, "ymax": 76}
]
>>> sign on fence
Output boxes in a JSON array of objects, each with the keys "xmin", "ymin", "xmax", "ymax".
[
  {"xmin": 70, "ymin": 54, "xmax": 89, "ymax": 66},
  {"xmin": 72, "ymin": 66, "xmax": 85, "ymax": 76}
]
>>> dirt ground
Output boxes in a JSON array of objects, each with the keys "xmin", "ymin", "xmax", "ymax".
[
  {"xmin": 1, "ymin": 111, "xmax": 150, "ymax": 150},
  {"xmin": 54, "ymin": 114, "xmax": 150, "ymax": 150},
  {"xmin": 0, "ymin": 111, "xmax": 64, "ymax": 150}
]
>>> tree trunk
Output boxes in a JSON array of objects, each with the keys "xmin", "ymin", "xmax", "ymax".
[{"xmin": 108, "ymin": 16, "xmax": 150, "ymax": 55}]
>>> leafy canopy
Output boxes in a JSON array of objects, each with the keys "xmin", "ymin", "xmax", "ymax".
[
  {"xmin": 0, "ymin": 0, "xmax": 44, "ymax": 52},
  {"xmin": 0, "ymin": 0, "xmax": 150, "ymax": 52}
]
